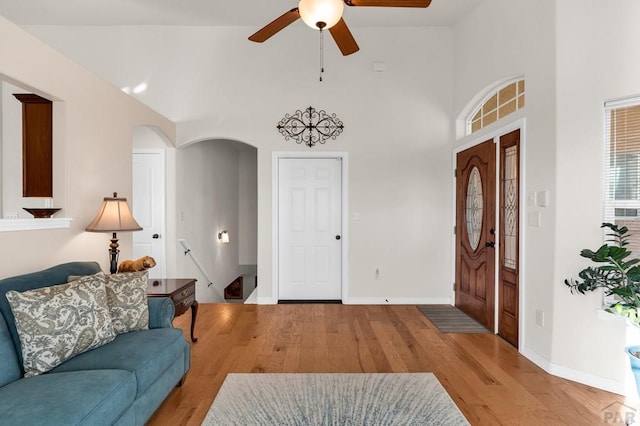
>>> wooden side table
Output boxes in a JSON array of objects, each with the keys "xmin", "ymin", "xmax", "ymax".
[{"xmin": 147, "ymin": 278, "xmax": 198, "ymax": 342}]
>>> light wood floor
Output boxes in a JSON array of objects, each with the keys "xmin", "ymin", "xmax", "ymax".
[{"xmin": 148, "ymin": 304, "xmax": 626, "ymax": 425}]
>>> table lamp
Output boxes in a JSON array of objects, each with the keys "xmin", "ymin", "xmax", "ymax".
[{"xmin": 86, "ymin": 192, "xmax": 142, "ymax": 274}]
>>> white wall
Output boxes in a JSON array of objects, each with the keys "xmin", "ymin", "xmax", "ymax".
[
  {"xmin": 25, "ymin": 25, "xmax": 456, "ymax": 305},
  {"xmin": 238, "ymin": 146, "xmax": 257, "ymax": 266},
  {"xmin": 552, "ymin": 0, "xmax": 640, "ymax": 394},
  {"xmin": 1, "ymin": 81, "xmax": 24, "ymax": 217},
  {"xmin": 0, "ymin": 15, "xmax": 175, "ymax": 278}
]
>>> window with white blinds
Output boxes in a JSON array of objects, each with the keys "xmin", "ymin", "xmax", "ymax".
[{"xmin": 604, "ymin": 98, "xmax": 640, "ymax": 253}]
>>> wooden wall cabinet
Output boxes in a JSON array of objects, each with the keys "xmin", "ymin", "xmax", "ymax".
[{"xmin": 13, "ymin": 94, "xmax": 53, "ymax": 198}]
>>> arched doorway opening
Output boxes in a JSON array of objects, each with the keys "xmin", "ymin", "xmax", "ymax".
[{"xmin": 176, "ymin": 138, "xmax": 258, "ymax": 303}]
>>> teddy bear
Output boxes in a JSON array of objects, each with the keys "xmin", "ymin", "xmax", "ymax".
[{"xmin": 117, "ymin": 255, "xmax": 157, "ymax": 273}]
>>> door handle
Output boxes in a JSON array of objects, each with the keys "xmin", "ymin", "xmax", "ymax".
[
  {"xmin": 335, "ymin": 235, "xmax": 341, "ymax": 240},
  {"xmin": 152, "ymin": 234, "xmax": 160, "ymax": 239},
  {"xmin": 485, "ymin": 241, "xmax": 495, "ymax": 248}
]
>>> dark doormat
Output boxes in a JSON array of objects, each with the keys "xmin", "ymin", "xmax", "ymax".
[{"xmin": 417, "ymin": 305, "xmax": 490, "ymax": 333}]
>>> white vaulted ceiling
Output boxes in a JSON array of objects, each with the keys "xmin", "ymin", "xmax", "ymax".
[{"xmin": 0, "ymin": 0, "xmax": 482, "ymax": 27}]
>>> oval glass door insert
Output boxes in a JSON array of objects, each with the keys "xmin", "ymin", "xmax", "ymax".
[{"xmin": 466, "ymin": 166, "xmax": 483, "ymax": 250}]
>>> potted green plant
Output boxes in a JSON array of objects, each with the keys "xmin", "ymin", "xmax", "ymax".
[{"xmin": 565, "ymin": 222, "xmax": 640, "ymax": 394}]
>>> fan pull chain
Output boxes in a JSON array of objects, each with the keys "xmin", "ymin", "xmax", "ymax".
[{"xmin": 319, "ymin": 28, "xmax": 324, "ymax": 82}]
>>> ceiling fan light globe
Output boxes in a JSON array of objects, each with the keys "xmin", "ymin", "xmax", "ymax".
[{"xmin": 298, "ymin": 0, "xmax": 344, "ymax": 30}]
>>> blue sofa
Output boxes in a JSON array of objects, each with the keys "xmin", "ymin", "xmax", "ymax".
[{"xmin": 0, "ymin": 262, "xmax": 190, "ymax": 425}]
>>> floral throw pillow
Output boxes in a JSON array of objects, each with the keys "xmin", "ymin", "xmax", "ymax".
[
  {"xmin": 104, "ymin": 271, "xmax": 149, "ymax": 334},
  {"xmin": 6, "ymin": 273, "xmax": 116, "ymax": 377}
]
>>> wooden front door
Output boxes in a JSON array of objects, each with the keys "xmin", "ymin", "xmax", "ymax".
[
  {"xmin": 498, "ymin": 130, "xmax": 520, "ymax": 347},
  {"xmin": 455, "ymin": 140, "xmax": 496, "ymax": 330}
]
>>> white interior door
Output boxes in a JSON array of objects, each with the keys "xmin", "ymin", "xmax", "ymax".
[
  {"xmin": 278, "ymin": 158, "xmax": 342, "ymax": 300},
  {"xmin": 132, "ymin": 151, "xmax": 166, "ymax": 278}
]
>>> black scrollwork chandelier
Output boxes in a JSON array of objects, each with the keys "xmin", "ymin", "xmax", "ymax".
[{"xmin": 277, "ymin": 106, "xmax": 344, "ymax": 148}]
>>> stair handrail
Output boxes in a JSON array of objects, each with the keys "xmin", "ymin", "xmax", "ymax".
[{"xmin": 178, "ymin": 239, "xmax": 225, "ymax": 302}]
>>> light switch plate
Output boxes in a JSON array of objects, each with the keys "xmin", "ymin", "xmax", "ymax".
[
  {"xmin": 537, "ymin": 190, "xmax": 549, "ymax": 207},
  {"xmin": 527, "ymin": 191, "xmax": 537, "ymax": 207},
  {"xmin": 528, "ymin": 211, "xmax": 541, "ymax": 227}
]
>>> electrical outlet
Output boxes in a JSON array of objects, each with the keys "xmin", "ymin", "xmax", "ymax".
[
  {"xmin": 351, "ymin": 211, "xmax": 360, "ymax": 221},
  {"xmin": 535, "ymin": 309, "xmax": 544, "ymax": 327}
]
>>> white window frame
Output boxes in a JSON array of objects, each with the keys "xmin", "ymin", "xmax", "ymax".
[
  {"xmin": 465, "ymin": 78, "xmax": 525, "ymax": 136},
  {"xmin": 604, "ymin": 96, "xmax": 640, "ymax": 223}
]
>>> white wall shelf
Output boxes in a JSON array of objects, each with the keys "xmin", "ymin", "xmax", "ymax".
[{"xmin": 0, "ymin": 218, "xmax": 72, "ymax": 232}]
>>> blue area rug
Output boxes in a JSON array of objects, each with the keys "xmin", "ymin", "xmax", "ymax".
[{"xmin": 202, "ymin": 373, "xmax": 469, "ymax": 425}]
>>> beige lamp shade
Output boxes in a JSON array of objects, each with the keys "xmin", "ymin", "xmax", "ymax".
[{"xmin": 85, "ymin": 192, "xmax": 142, "ymax": 232}]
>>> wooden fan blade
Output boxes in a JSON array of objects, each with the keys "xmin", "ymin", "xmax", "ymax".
[
  {"xmin": 249, "ymin": 8, "xmax": 300, "ymax": 42},
  {"xmin": 329, "ymin": 18, "xmax": 360, "ymax": 56},
  {"xmin": 344, "ymin": 0, "xmax": 431, "ymax": 7}
]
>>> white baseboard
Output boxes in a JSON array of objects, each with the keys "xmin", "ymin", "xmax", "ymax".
[
  {"xmin": 255, "ymin": 297, "xmax": 452, "ymax": 305},
  {"xmin": 520, "ymin": 346, "xmax": 626, "ymax": 396},
  {"xmin": 344, "ymin": 297, "xmax": 452, "ymax": 305},
  {"xmin": 244, "ymin": 288, "xmax": 258, "ymax": 304}
]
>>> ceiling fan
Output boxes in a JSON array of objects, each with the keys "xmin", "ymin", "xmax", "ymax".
[{"xmin": 249, "ymin": 0, "xmax": 433, "ymax": 56}]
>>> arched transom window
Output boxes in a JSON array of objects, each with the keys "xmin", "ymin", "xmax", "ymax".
[{"xmin": 467, "ymin": 79, "xmax": 525, "ymax": 135}]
